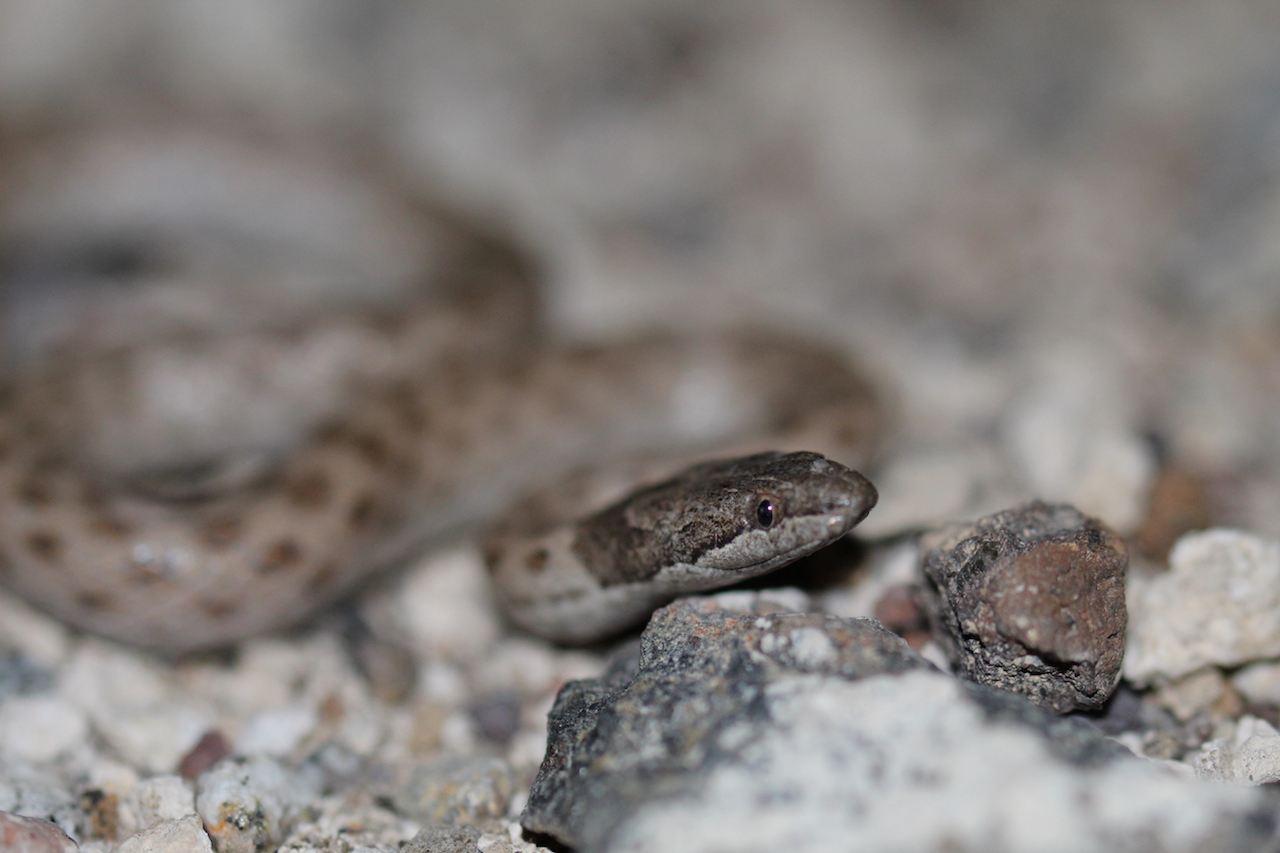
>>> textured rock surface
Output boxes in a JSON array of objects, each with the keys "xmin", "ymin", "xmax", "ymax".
[
  {"xmin": 519, "ymin": 591, "xmax": 1262, "ymax": 853},
  {"xmin": 522, "ymin": 592, "xmax": 928, "ymax": 850},
  {"xmin": 113, "ymin": 815, "xmax": 213, "ymax": 853},
  {"xmin": 390, "ymin": 755, "xmax": 514, "ymax": 826},
  {"xmin": 920, "ymin": 502, "xmax": 1128, "ymax": 712},
  {"xmin": 194, "ymin": 756, "xmax": 321, "ymax": 853},
  {"xmin": 1195, "ymin": 716, "xmax": 1280, "ymax": 785},
  {"xmin": 402, "ymin": 823, "xmax": 482, "ymax": 853},
  {"xmin": 1126, "ymin": 530, "xmax": 1280, "ymax": 685}
]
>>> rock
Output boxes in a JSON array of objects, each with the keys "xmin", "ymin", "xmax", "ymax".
[
  {"xmin": 234, "ymin": 704, "xmax": 318, "ymax": 757},
  {"xmin": 1132, "ymin": 467, "xmax": 1214, "ymax": 563},
  {"xmin": 177, "ymin": 732, "xmax": 232, "ymax": 781},
  {"xmin": 113, "ymin": 815, "xmax": 213, "ymax": 853},
  {"xmin": 195, "ymin": 756, "xmax": 322, "ymax": 853},
  {"xmin": 1126, "ymin": 530, "xmax": 1280, "ymax": 685},
  {"xmin": 919, "ymin": 502, "xmax": 1128, "ymax": 712},
  {"xmin": 1195, "ymin": 716, "xmax": 1280, "ymax": 785},
  {"xmin": 125, "ymin": 776, "xmax": 196, "ymax": 830},
  {"xmin": 56, "ymin": 643, "xmax": 212, "ymax": 775},
  {"xmin": 522, "ymin": 593, "xmax": 930, "ymax": 850},
  {"xmin": 0, "ymin": 696, "xmax": 88, "ymax": 763},
  {"xmin": 1149, "ymin": 668, "xmax": 1229, "ymax": 723},
  {"xmin": 1232, "ymin": 661, "xmax": 1280, "ymax": 706},
  {"xmin": 0, "ymin": 811, "xmax": 78, "ymax": 853},
  {"xmin": 391, "ymin": 755, "xmax": 514, "ymax": 826},
  {"xmin": 275, "ymin": 792, "xmax": 421, "ymax": 853},
  {"xmin": 521, "ymin": 591, "xmax": 1272, "ymax": 853},
  {"xmin": 402, "ymin": 823, "xmax": 482, "ymax": 853},
  {"xmin": 1003, "ymin": 350, "xmax": 1156, "ymax": 534}
]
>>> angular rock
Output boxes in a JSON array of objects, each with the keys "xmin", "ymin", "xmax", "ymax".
[
  {"xmin": 0, "ymin": 811, "xmax": 78, "ymax": 853},
  {"xmin": 113, "ymin": 815, "xmax": 213, "ymax": 853},
  {"xmin": 522, "ymin": 593, "xmax": 928, "ymax": 850},
  {"xmin": 1126, "ymin": 529, "xmax": 1280, "ymax": 684},
  {"xmin": 520, "ymin": 591, "xmax": 1239, "ymax": 853},
  {"xmin": 919, "ymin": 502, "xmax": 1127, "ymax": 712},
  {"xmin": 1195, "ymin": 716, "xmax": 1280, "ymax": 785}
]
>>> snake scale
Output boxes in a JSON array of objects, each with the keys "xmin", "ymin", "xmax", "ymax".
[{"xmin": 0, "ymin": 123, "xmax": 881, "ymax": 653}]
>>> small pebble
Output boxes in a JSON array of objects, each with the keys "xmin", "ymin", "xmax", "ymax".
[
  {"xmin": 177, "ymin": 731, "xmax": 232, "ymax": 781},
  {"xmin": 125, "ymin": 775, "xmax": 196, "ymax": 830},
  {"xmin": 1132, "ymin": 467, "xmax": 1214, "ymax": 563},
  {"xmin": 0, "ymin": 811, "xmax": 78, "ymax": 853},
  {"xmin": 919, "ymin": 502, "xmax": 1128, "ymax": 713},
  {"xmin": 871, "ymin": 584, "xmax": 930, "ymax": 649}
]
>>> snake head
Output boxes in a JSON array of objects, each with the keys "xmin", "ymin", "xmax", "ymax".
[
  {"xmin": 574, "ymin": 450, "xmax": 877, "ymax": 588},
  {"xmin": 669, "ymin": 450, "xmax": 878, "ymax": 574}
]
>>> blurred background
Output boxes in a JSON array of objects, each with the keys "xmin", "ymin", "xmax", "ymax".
[{"xmin": 2, "ymin": 0, "xmax": 1279, "ymax": 548}]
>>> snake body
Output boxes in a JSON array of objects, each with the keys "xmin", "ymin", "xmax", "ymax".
[{"xmin": 0, "ymin": 123, "xmax": 881, "ymax": 653}]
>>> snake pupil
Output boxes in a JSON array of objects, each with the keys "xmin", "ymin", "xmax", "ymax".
[{"xmin": 756, "ymin": 499, "xmax": 775, "ymax": 528}]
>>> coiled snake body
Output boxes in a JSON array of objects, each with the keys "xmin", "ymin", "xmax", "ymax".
[{"xmin": 0, "ymin": 124, "xmax": 880, "ymax": 653}]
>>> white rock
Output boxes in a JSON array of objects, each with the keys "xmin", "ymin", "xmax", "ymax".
[
  {"xmin": 57, "ymin": 642, "xmax": 214, "ymax": 774},
  {"xmin": 1150, "ymin": 668, "xmax": 1226, "ymax": 722},
  {"xmin": 235, "ymin": 705, "xmax": 318, "ymax": 758},
  {"xmin": 0, "ymin": 696, "xmax": 87, "ymax": 763},
  {"xmin": 114, "ymin": 814, "xmax": 213, "ymax": 853},
  {"xmin": 125, "ymin": 776, "xmax": 196, "ymax": 830},
  {"xmin": 1232, "ymin": 661, "xmax": 1280, "ymax": 706},
  {"xmin": 1003, "ymin": 348, "xmax": 1155, "ymax": 534},
  {"xmin": 608, "ymin": 671, "xmax": 1266, "ymax": 853},
  {"xmin": 1125, "ymin": 530, "xmax": 1280, "ymax": 685},
  {"xmin": 195, "ymin": 756, "xmax": 321, "ymax": 853},
  {"xmin": 1195, "ymin": 716, "xmax": 1280, "ymax": 785},
  {"xmin": 382, "ymin": 545, "xmax": 502, "ymax": 661}
]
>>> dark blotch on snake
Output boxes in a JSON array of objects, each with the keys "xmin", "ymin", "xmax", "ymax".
[
  {"xmin": 199, "ymin": 600, "xmax": 240, "ymax": 620},
  {"xmin": 260, "ymin": 538, "xmax": 303, "ymax": 573},
  {"xmin": 526, "ymin": 547, "xmax": 550, "ymax": 573},
  {"xmin": 25, "ymin": 530, "xmax": 61, "ymax": 562},
  {"xmin": 348, "ymin": 494, "xmax": 378, "ymax": 529},
  {"xmin": 17, "ymin": 477, "xmax": 52, "ymax": 506},
  {"xmin": 75, "ymin": 590, "xmax": 113, "ymax": 611},
  {"xmin": 285, "ymin": 471, "xmax": 331, "ymax": 509},
  {"xmin": 200, "ymin": 515, "xmax": 243, "ymax": 549}
]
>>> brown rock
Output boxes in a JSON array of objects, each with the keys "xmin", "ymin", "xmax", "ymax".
[
  {"xmin": 920, "ymin": 501, "xmax": 1128, "ymax": 713},
  {"xmin": 0, "ymin": 811, "xmax": 78, "ymax": 853}
]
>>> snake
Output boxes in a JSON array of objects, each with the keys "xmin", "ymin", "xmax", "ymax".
[{"xmin": 0, "ymin": 122, "xmax": 881, "ymax": 654}]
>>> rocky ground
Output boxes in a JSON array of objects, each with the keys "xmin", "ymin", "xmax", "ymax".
[{"xmin": 4, "ymin": 2, "xmax": 1280, "ymax": 852}]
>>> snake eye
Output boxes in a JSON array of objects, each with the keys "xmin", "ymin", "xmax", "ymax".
[{"xmin": 756, "ymin": 498, "xmax": 776, "ymax": 528}]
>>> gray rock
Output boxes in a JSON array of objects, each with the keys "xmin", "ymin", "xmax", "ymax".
[
  {"xmin": 920, "ymin": 502, "xmax": 1127, "ymax": 712},
  {"xmin": 402, "ymin": 823, "xmax": 481, "ymax": 853},
  {"xmin": 520, "ymin": 591, "xmax": 1279, "ymax": 853},
  {"xmin": 390, "ymin": 755, "xmax": 513, "ymax": 827}
]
